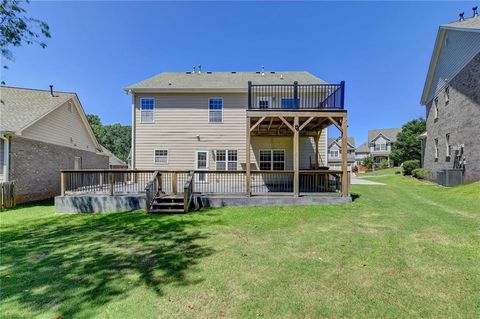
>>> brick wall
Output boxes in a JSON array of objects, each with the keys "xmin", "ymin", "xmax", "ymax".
[
  {"xmin": 9, "ymin": 136, "xmax": 109, "ymax": 203},
  {"xmin": 423, "ymin": 52, "xmax": 480, "ymax": 183}
]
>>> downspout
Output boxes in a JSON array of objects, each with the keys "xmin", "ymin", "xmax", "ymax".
[
  {"xmin": 1, "ymin": 134, "xmax": 10, "ymax": 181},
  {"xmin": 130, "ymin": 91, "xmax": 136, "ymax": 169}
]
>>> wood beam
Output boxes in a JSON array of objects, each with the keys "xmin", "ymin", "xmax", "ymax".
[
  {"xmin": 279, "ymin": 116, "xmax": 295, "ymax": 132},
  {"xmin": 246, "ymin": 117, "xmax": 251, "ymax": 195},
  {"xmin": 250, "ymin": 116, "xmax": 267, "ymax": 132},
  {"xmin": 327, "ymin": 116, "xmax": 342, "ymax": 131},
  {"xmin": 341, "ymin": 117, "xmax": 349, "ymax": 197},
  {"xmin": 293, "ymin": 116, "xmax": 299, "ymax": 197},
  {"xmin": 309, "ymin": 118, "xmax": 329, "ymax": 131},
  {"xmin": 267, "ymin": 117, "xmax": 274, "ymax": 131},
  {"xmin": 298, "ymin": 116, "xmax": 315, "ymax": 131}
]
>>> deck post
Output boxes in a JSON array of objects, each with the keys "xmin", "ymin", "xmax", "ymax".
[
  {"xmin": 341, "ymin": 116, "xmax": 349, "ymax": 196},
  {"xmin": 108, "ymin": 172, "xmax": 114, "ymax": 196},
  {"xmin": 294, "ymin": 116, "xmax": 299, "ymax": 197},
  {"xmin": 61, "ymin": 172, "xmax": 66, "ymax": 196},
  {"xmin": 172, "ymin": 172, "xmax": 177, "ymax": 195},
  {"xmin": 314, "ymin": 131, "xmax": 320, "ymax": 170},
  {"xmin": 246, "ymin": 116, "xmax": 251, "ymax": 195}
]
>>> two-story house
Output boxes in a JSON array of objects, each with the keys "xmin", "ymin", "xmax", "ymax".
[
  {"xmin": 354, "ymin": 142, "xmax": 369, "ymax": 165},
  {"xmin": 124, "ymin": 70, "xmax": 351, "ymax": 205},
  {"xmin": 420, "ymin": 11, "xmax": 480, "ymax": 183},
  {"xmin": 367, "ymin": 128, "xmax": 401, "ymax": 167},
  {"xmin": 327, "ymin": 136, "xmax": 355, "ymax": 171}
]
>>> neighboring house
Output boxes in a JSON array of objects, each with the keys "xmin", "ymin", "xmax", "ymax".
[
  {"xmin": 355, "ymin": 142, "xmax": 369, "ymax": 165},
  {"xmin": 100, "ymin": 145, "xmax": 128, "ymax": 169},
  {"xmin": 420, "ymin": 12, "xmax": 480, "ymax": 183},
  {"xmin": 327, "ymin": 136, "xmax": 355, "ymax": 171},
  {"xmin": 124, "ymin": 70, "xmax": 351, "ymax": 197},
  {"xmin": 0, "ymin": 86, "xmax": 109, "ymax": 203},
  {"xmin": 367, "ymin": 128, "xmax": 401, "ymax": 166}
]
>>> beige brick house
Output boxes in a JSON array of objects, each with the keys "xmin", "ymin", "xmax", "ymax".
[{"xmin": 0, "ymin": 86, "xmax": 108, "ymax": 203}]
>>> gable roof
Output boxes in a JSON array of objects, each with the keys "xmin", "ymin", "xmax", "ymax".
[
  {"xmin": 368, "ymin": 128, "xmax": 401, "ymax": 143},
  {"xmin": 100, "ymin": 145, "xmax": 127, "ymax": 166},
  {"xmin": 0, "ymin": 86, "xmax": 101, "ymax": 150},
  {"xmin": 124, "ymin": 71, "xmax": 326, "ymax": 92},
  {"xmin": 328, "ymin": 136, "xmax": 355, "ymax": 149},
  {"xmin": 420, "ymin": 16, "xmax": 480, "ymax": 105},
  {"xmin": 356, "ymin": 142, "xmax": 369, "ymax": 153}
]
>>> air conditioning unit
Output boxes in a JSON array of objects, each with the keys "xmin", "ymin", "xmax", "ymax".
[{"xmin": 436, "ymin": 169, "xmax": 464, "ymax": 187}]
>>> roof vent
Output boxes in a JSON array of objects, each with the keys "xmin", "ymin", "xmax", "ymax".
[
  {"xmin": 231, "ymin": 71, "xmax": 237, "ymax": 74},
  {"xmin": 255, "ymin": 71, "xmax": 261, "ymax": 74},
  {"xmin": 473, "ymin": 6, "xmax": 478, "ymax": 17},
  {"xmin": 192, "ymin": 65, "xmax": 196, "ymax": 73},
  {"xmin": 459, "ymin": 12, "xmax": 465, "ymax": 21},
  {"xmin": 206, "ymin": 71, "xmax": 212, "ymax": 74},
  {"xmin": 49, "ymin": 85, "xmax": 54, "ymax": 97},
  {"xmin": 270, "ymin": 71, "xmax": 276, "ymax": 74},
  {"xmin": 186, "ymin": 71, "xmax": 192, "ymax": 74},
  {"xmin": 261, "ymin": 66, "xmax": 265, "ymax": 76},
  {"xmin": 198, "ymin": 64, "xmax": 202, "ymax": 74}
]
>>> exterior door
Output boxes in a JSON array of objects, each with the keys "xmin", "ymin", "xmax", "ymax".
[{"xmin": 196, "ymin": 151, "xmax": 209, "ymax": 182}]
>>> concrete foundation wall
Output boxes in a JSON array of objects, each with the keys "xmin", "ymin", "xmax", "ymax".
[
  {"xmin": 423, "ymin": 52, "xmax": 480, "ymax": 183},
  {"xmin": 55, "ymin": 194, "xmax": 145, "ymax": 213},
  {"xmin": 10, "ymin": 136, "xmax": 109, "ymax": 203}
]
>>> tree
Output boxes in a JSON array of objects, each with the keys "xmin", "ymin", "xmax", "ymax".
[
  {"xmin": 362, "ymin": 155, "xmax": 374, "ymax": 169},
  {"xmin": 87, "ymin": 114, "xmax": 131, "ymax": 162},
  {"xmin": 1, "ymin": 0, "xmax": 51, "ymax": 84},
  {"xmin": 390, "ymin": 118, "xmax": 426, "ymax": 165}
]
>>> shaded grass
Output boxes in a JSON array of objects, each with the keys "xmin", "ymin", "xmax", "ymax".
[{"xmin": 1, "ymin": 177, "xmax": 479, "ymax": 318}]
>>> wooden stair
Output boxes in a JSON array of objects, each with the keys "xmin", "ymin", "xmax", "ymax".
[{"xmin": 148, "ymin": 194, "xmax": 185, "ymax": 213}]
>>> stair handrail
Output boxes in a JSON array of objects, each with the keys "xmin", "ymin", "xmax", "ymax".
[
  {"xmin": 145, "ymin": 170, "xmax": 160, "ymax": 211},
  {"xmin": 183, "ymin": 171, "xmax": 195, "ymax": 212}
]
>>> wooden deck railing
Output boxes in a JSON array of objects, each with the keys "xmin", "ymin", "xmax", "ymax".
[{"xmin": 62, "ymin": 169, "xmax": 347, "ymax": 197}]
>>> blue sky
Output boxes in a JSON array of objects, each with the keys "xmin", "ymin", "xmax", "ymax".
[{"xmin": 2, "ymin": 1, "xmax": 477, "ymax": 144}]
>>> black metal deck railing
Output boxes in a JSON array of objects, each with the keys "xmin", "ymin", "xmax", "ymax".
[{"xmin": 248, "ymin": 81, "xmax": 345, "ymax": 110}]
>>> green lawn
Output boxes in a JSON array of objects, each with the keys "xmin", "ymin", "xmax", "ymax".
[{"xmin": 1, "ymin": 176, "xmax": 479, "ymax": 318}]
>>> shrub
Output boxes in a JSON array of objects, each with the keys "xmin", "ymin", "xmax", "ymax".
[
  {"xmin": 402, "ymin": 160, "xmax": 420, "ymax": 175},
  {"xmin": 412, "ymin": 168, "xmax": 429, "ymax": 180},
  {"xmin": 379, "ymin": 159, "xmax": 390, "ymax": 169},
  {"xmin": 362, "ymin": 155, "xmax": 374, "ymax": 169}
]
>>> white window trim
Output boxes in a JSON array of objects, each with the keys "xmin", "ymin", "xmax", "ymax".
[
  {"xmin": 140, "ymin": 98, "xmax": 155, "ymax": 123},
  {"xmin": 215, "ymin": 149, "xmax": 238, "ymax": 171},
  {"xmin": 445, "ymin": 134, "xmax": 451, "ymax": 157},
  {"xmin": 153, "ymin": 149, "xmax": 168, "ymax": 165},
  {"xmin": 208, "ymin": 97, "xmax": 224, "ymax": 123},
  {"xmin": 256, "ymin": 96, "xmax": 272, "ymax": 109},
  {"xmin": 330, "ymin": 150, "xmax": 339, "ymax": 158},
  {"xmin": 433, "ymin": 97, "xmax": 438, "ymax": 119},
  {"xmin": 259, "ymin": 149, "xmax": 286, "ymax": 171},
  {"xmin": 195, "ymin": 150, "xmax": 209, "ymax": 183},
  {"xmin": 434, "ymin": 138, "xmax": 439, "ymax": 159}
]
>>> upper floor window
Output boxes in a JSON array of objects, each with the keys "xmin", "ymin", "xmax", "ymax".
[
  {"xmin": 374, "ymin": 143, "xmax": 387, "ymax": 151},
  {"xmin": 445, "ymin": 134, "xmax": 451, "ymax": 157},
  {"xmin": 257, "ymin": 97, "xmax": 271, "ymax": 109},
  {"xmin": 209, "ymin": 98, "xmax": 223, "ymax": 123},
  {"xmin": 329, "ymin": 150, "xmax": 339, "ymax": 158},
  {"xmin": 215, "ymin": 150, "xmax": 238, "ymax": 170},
  {"xmin": 154, "ymin": 149, "xmax": 168, "ymax": 164},
  {"xmin": 259, "ymin": 150, "xmax": 285, "ymax": 171},
  {"xmin": 444, "ymin": 86, "xmax": 450, "ymax": 105},
  {"xmin": 433, "ymin": 97, "xmax": 439, "ymax": 119},
  {"xmin": 434, "ymin": 138, "xmax": 439, "ymax": 159},
  {"xmin": 140, "ymin": 98, "xmax": 154, "ymax": 123}
]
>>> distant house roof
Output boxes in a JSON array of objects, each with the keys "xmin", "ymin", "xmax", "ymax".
[
  {"xmin": 368, "ymin": 128, "xmax": 401, "ymax": 143},
  {"xmin": 420, "ymin": 15, "xmax": 480, "ymax": 105},
  {"xmin": 124, "ymin": 71, "xmax": 326, "ymax": 92},
  {"xmin": 0, "ymin": 86, "xmax": 101, "ymax": 150},
  {"xmin": 100, "ymin": 145, "xmax": 127, "ymax": 167},
  {"xmin": 328, "ymin": 136, "xmax": 355, "ymax": 149},
  {"xmin": 356, "ymin": 142, "xmax": 369, "ymax": 153}
]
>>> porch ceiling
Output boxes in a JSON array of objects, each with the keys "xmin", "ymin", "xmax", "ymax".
[{"xmin": 248, "ymin": 115, "xmax": 343, "ymax": 137}]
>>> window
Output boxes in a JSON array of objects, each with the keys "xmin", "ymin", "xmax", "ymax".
[
  {"xmin": 374, "ymin": 143, "xmax": 387, "ymax": 151},
  {"xmin": 330, "ymin": 150, "xmax": 339, "ymax": 158},
  {"xmin": 216, "ymin": 150, "xmax": 238, "ymax": 170},
  {"xmin": 209, "ymin": 98, "xmax": 223, "ymax": 123},
  {"xmin": 154, "ymin": 149, "xmax": 168, "ymax": 164},
  {"xmin": 259, "ymin": 150, "xmax": 285, "ymax": 171},
  {"xmin": 433, "ymin": 97, "xmax": 439, "ymax": 119},
  {"xmin": 434, "ymin": 138, "xmax": 439, "ymax": 159},
  {"xmin": 281, "ymin": 98, "xmax": 300, "ymax": 109},
  {"xmin": 196, "ymin": 151, "xmax": 209, "ymax": 182},
  {"xmin": 444, "ymin": 86, "xmax": 450, "ymax": 105},
  {"xmin": 256, "ymin": 97, "xmax": 271, "ymax": 109},
  {"xmin": 445, "ymin": 134, "xmax": 451, "ymax": 157},
  {"xmin": 140, "ymin": 98, "xmax": 154, "ymax": 123}
]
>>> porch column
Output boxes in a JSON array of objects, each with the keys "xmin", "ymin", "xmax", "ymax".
[
  {"xmin": 293, "ymin": 116, "xmax": 299, "ymax": 197},
  {"xmin": 341, "ymin": 116, "xmax": 349, "ymax": 196},
  {"xmin": 314, "ymin": 131, "xmax": 320, "ymax": 170},
  {"xmin": 246, "ymin": 117, "xmax": 251, "ymax": 195}
]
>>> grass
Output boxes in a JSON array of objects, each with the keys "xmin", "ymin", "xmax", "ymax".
[{"xmin": 1, "ymin": 176, "xmax": 479, "ymax": 318}]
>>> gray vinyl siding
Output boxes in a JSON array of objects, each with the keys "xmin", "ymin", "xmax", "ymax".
[
  {"xmin": 427, "ymin": 29, "xmax": 480, "ymax": 103},
  {"xmin": 21, "ymin": 100, "xmax": 98, "ymax": 152},
  {"xmin": 134, "ymin": 92, "xmax": 327, "ymax": 170}
]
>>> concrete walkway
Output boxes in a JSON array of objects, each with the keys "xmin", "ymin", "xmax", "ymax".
[{"xmin": 351, "ymin": 176, "xmax": 386, "ymax": 185}]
